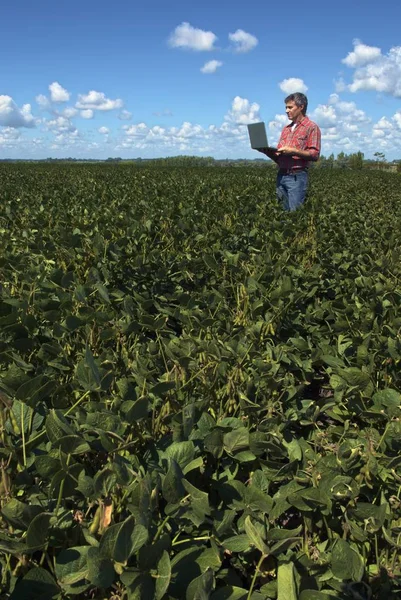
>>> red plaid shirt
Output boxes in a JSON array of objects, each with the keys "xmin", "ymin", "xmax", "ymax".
[{"xmin": 277, "ymin": 116, "xmax": 321, "ymax": 170}]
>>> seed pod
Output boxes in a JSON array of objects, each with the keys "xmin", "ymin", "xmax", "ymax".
[{"xmin": 89, "ymin": 505, "xmax": 102, "ymax": 534}]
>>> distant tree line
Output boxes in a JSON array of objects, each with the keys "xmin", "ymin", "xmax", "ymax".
[
  {"xmin": 317, "ymin": 151, "xmax": 401, "ymax": 172},
  {"xmin": 1, "ymin": 153, "xmax": 401, "ymax": 171}
]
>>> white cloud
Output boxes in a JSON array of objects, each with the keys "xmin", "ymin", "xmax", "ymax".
[
  {"xmin": 168, "ymin": 22, "xmax": 217, "ymax": 51},
  {"xmin": 393, "ymin": 111, "xmax": 401, "ymax": 129},
  {"xmin": 342, "ymin": 39, "xmax": 381, "ymax": 67},
  {"xmin": 36, "ymin": 94, "xmax": 50, "ymax": 108},
  {"xmin": 49, "ymin": 81, "xmax": 70, "ymax": 103},
  {"xmin": 0, "ymin": 127, "xmax": 21, "ymax": 147},
  {"xmin": 334, "ymin": 77, "xmax": 346, "ymax": 93},
  {"xmin": 98, "ymin": 126, "xmax": 109, "ymax": 134},
  {"xmin": 279, "ymin": 78, "xmax": 308, "ymax": 94},
  {"xmin": 118, "ymin": 110, "xmax": 132, "ymax": 121},
  {"xmin": 81, "ymin": 109, "xmax": 94, "ymax": 119},
  {"xmin": 0, "ymin": 96, "xmax": 35, "ymax": 128},
  {"xmin": 228, "ymin": 29, "xmax": 258, "ymax": 53},
  {"xmin": 342, "ymin": 41, "xmax": 401, "ymax": 97},
  {"xmin": 46, "ymin": 115, "xmax": 77, "ymax": 133},
  {"xmin": 201, "ymin": 60, "xmax": 223, "ymax": 74},
  {"xmin": 117, "ymin": 95, "xmax": 263, "ymax": 156},
  {"xmin": 63, "ymin": 107, "xmax": 78, "ymax": 118},
  {"xmin": 224, "ymin": 96, "xmax": 260, "ymax": 124},
  {"xmin": 312, "ymin": 104, "xmax": 337, "ymax": 128},
  {"xmin": 76, "ymin": 90, "xmax": 123, "ymax": 111}
]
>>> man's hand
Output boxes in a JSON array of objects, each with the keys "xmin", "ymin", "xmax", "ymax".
[{"xmin": 277, "ymin": 146, "xmax": 297, "ymax": 155}]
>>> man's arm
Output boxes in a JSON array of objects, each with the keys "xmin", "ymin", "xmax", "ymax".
[
  {"xmin": 277, "ymin": 147, "xmax": 318, "ymax": 161},
  {"xmin": 256, "ymin": 147, "xmax": 279, "ymax": 163}
]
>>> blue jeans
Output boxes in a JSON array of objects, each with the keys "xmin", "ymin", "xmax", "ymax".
[{"xmin": 276, "ymin": 170, "xmax": 308, "ymax": 211}]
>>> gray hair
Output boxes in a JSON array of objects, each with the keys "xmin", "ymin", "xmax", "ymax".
[{"xmin": 285, "ymin": 93, "xmax": 308, "ymax": 115}]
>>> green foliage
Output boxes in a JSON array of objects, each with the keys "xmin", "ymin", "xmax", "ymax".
[{"xmin": 1, "ymin": 164, "xmax": 401, "ymax": 599}]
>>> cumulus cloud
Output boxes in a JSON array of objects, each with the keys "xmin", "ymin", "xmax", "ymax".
[
  {"xmin": 342, "ymin": 39, "xmax": 381, "ymax": 67},
  {"xmin": 0, "ymin": 96, "xmax": 35, "ymax": 128},
  {"xmin": 168, "ymin": 22, "xmax": 217, "ymax": 51},
  {"xmin": 116, "ymin": 95, "xmax": 263, "ymax": 156},
  {"xmin": 76, "ymin": 90, "xmax": 123, "ymax": 111},
  {"xmin": 310, "ymin": 94, "xmax": 370, "ymax": 133},
  {"xmin": 98, "ymin": 126, "xmax": 109, "ymax": 134},
  {"xmin": 224, "ymin": 96, "xmax": 261, "ymax": 124},
  {"xmin": 228, "ymin": 29, "xmax": 258, "ymax": 53},
  {"xmin": 63, "ymin": 107, "xmax": 78, "ymax": 118},
  {"xmin": 49, "ymin": 82, "xmax": 70, "ymax": 103},
  {"xmin": 118, "ymin": 110, "xmax": 132, "ymax": 121},
  {"xmin": 201, "ymin": 60, "xmax": 223, "ymax": 74},
  {"xmin": 46, "ymin": 115, "xmax": 77, "ymax": 134},
  {"xmin": 36, "ymin": 94, "xmax": 50, "ymax": 108},
  {"xmin": 279, "ymin": 78, "xmax": 308, "ymax": 94},
  {"xmin": 81, "ymin": 109, "xmax": 94, "ymax": 119},
  {"xmin": 0, "ymin": 127, "xmax": 21, "ymax": 147},
  {"xmin": 342, "ymin": 41, "xmax": 401, "ymax": 97}
]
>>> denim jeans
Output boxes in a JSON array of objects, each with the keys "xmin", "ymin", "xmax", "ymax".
[{"xmin": 276, "ymin": 170, "xmax": 308, "ymax": 211}]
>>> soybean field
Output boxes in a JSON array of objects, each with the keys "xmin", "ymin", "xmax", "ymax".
[{"xmin": 1, "ymin": 163, "xmax": 401, "ymax": 600}]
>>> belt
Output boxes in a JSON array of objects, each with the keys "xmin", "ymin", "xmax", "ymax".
[{"xmin": 278, "ymin": 167, "xmax": 308, "ymax": 175}]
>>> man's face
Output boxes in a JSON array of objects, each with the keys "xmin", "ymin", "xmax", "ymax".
[{"xmin": 285, "ymin": 101, "xmax": 304, "ymax": 121}]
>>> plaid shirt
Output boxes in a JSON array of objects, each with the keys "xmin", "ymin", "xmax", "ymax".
[{"xmin": 277, "ymin": 116, "xmax": 321, "ymax": 170}]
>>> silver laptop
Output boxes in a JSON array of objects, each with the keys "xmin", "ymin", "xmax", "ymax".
[{"xmin": 247, "ymin": 122, "xmax": 277, "ymax": 151}]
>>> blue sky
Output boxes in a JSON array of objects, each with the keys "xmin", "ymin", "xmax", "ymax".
[{"xmin": 1, "ymin": 0, "xmax": 401, "ymax": 159}]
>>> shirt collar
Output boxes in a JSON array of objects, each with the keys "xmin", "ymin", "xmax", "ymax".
[{"xmin": 286, "ymin": 115, "xmax": 309, "ymax": 128}]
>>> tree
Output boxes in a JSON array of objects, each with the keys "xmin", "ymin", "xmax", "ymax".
[
  {"xmin": 337, "ymin": 152, "xmax": 349, "ymax": 169},
  {"xmin": 374, "ymin": 152, "xmax": 386, "ymax": 169},
  {"xmin": 349, "ymin": 151, "xmax": 364, "ymax": 170}
]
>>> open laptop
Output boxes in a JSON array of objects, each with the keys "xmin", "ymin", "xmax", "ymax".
[{"xmin": 247, "ymin": 122, "xmax": 277, "ymax": 151}]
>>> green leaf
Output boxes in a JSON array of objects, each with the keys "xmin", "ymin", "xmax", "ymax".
[
  {"xmin": 1, "ymin": 499, "xmax": 42, "ymax": 530},
  {"xmin": 299, "ymin": 592, "xmax": 332, "ymax": 600},
  {"xmin": 87, "ymin": 546, "xmax": 115, "ymax": 588},
  {"xmin": 277, "ymin": 561, "xmax": 298, "ymax": 600},
  {"xmin": 244, "ymin": 516, "xmax": 269, "ymax": 554},
  {"xmin": 155, "ymin": 550, "xmax": 171, "ymax": 600},
  {"xmin": 10, "ymin": 566, "xmax": 60, "ymax": 600},
  {"xmin": 331, "ymin": 539, "xmax": 364, "ymax": 581},
  {"xmin": 165, "ymin": 441, "xmax": 195, "ymax": 469},
  {"xmin": 45, "ymin": 409, "xmax": 74, "ymax": 444},
  {"xmin": 162, "ymin": 459, "xmax": 186, "ymax": 504},
  {"xmin": 53, "ymin": 434, "xmax": 91, "ymax": 455},
  {"xmin": 130, "ymin": 523, "xmax": 149, "ymax": 555},
  {"xmin": 26, "ymin": 512, "xmax": 53, "ymax": 550},
  {"xmin": 186, "ymin": 568, "xmax": 214, "ymax": 600},
  {"xmin": 55, "ymin": 546, "xmax": 90, "ymax": 586},
  {"xmin": 151, "ymin": 380, "xmax": 176, "ymax": 396},
  {"xmin": 96, "ymin": 282, "xmax": 111, "ymax": 304},
  {"xmin": 74, "ymin": 346, "xmax": 102, "ymax": 391},
  {"xmin": 211, "ymin": 587, "xmax": 248, "ymax": 600},
  {"xmin": 223, "ymin": 534, "xmax": 251, "ymax": 553},
  {"xmin": 223, "ymin": 428, "xmax": 249, "ymax": 453}
]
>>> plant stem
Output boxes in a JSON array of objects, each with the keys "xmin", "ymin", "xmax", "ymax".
[
  {"xmin": 21, "ymin": 404, "xmax": 26, "ymax": 468},
  {"xmin": 153, "ymin": 516, "xmax": 170, "ymax": 543},
  {"xmin": 247, "ymin": 553, "xmax": 266, "ymax": 600},
  {"xmin": 65, "ymin": 390, "xmax": 91, "ymax": 417},
  {"xmin": 172, "ymin": 535, "xmax": 211, "ymax": 547}
]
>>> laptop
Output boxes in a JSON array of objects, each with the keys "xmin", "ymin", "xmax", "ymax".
[{"xmin": 247, "ymin": 122, "xmax": 277, "ymax": 151}]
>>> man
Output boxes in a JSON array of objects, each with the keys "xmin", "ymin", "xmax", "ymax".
[{"xmin": 259, "ymin": 93, "xmax": 321, "ymax": 211}]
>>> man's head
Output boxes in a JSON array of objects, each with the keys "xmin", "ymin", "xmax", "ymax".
[{"xmin": 284, "ymin": 92, "xmax": 308, "ymax": 122}]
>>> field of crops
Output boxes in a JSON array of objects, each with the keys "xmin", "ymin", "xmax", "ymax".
[{"xmin": 1, "ymin": 163, "xmax": 401, "ymax": 600}]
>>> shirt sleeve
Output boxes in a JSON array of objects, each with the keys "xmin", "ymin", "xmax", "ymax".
[{"xmin": 306, "ymin": 124, "xmax": 321, "ymax": 161}]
